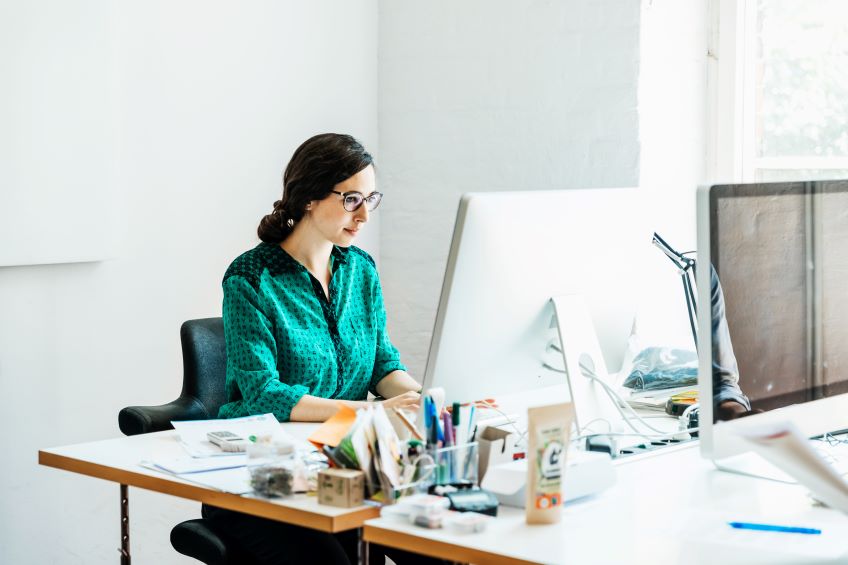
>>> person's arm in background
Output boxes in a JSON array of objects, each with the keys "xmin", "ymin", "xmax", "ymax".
[{"xmin": 710, "ymin": 265, "xmax": 759, "ymax": 420}]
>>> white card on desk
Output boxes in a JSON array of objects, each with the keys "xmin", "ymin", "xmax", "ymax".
[
  {"xmin": 150, "ymin": 455, "xmax": 247, "ymax": 475},
  {"xmin": 140, "ymin": 461, "xmax": 253, "ymax": 494}
]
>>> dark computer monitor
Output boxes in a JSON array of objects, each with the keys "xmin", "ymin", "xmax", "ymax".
[{"xmin": 697, "ymin": 181, "xmax": 848, "ymax": 459}]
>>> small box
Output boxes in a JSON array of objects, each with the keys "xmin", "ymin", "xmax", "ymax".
[
  {"xmin": 477, "ymin": 425, "xmax": 516, "ymax": 481},
  {"xmin": 317, "ymin": 469, "xmax": 365, "ymax": 508}
]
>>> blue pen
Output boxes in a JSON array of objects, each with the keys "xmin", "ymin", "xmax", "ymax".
[
  {"xmin": 435, "ymin": 405, "xmax": 445, "ymax": 444},
  {"xmin": 728, "ymin": 522, "xmax": 822, "ymax": 535}
]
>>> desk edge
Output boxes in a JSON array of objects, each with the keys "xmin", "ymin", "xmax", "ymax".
[
  {"xmin": 364, "ymin": 523, "xmax": 542, "ymax": 565},
  {"xmin": 38, "ymin": 449, "xmax": 378, "ymax": 532}
]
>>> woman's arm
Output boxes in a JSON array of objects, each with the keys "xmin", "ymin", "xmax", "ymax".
[
  {"xmin": 289, "ymin": 395, "xmax": 368, "ymax": 422},
  {"xmin": 375, "ymin": 370, "xmax": 421, "ymax": 398},
  {"xmin": 290, "ymin": 371, "xmax": 421, "ymax": 422},
  {"xmin": 289, "ymin": 380, "xmax": 421, "ymax": 422}
]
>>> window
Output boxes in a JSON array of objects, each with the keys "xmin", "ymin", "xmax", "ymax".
[{"xmin": 710, "ymin": 0, "xmax": 848, "ymax": 182}]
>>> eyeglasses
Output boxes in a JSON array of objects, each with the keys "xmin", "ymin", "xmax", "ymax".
[{"xmin": 331, "ymin": 190, "xmax": 383, "ymax": 212}]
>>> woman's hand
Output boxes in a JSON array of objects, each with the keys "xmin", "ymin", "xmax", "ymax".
[{"xmin": 381, "ymin": 390, "xmax": 421, "ymax": 412}]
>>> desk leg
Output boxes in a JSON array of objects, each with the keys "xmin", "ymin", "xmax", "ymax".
[
  {"xmin": 358, "ymin": 528, "xmax": 369, "ymax": 565},
  {"xmin": 120, "ymin": 484, "xmax": 131, "ymax": 565}
]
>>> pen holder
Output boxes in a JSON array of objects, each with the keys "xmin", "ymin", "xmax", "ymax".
[{"xmin": 429, "ymin": 442, "xmax": 479, "ymax": 487}]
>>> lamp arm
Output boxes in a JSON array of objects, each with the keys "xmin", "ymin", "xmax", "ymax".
[
  {"xmin": 652, "ymin": 232, "xmax": 695, "ymax": 273},
  {"xmin": 652, "ymin": 232, "xmax": 699, "ymax": 350}
]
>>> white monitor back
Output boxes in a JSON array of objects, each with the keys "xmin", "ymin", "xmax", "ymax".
[
  {"xmin": 697, "ymin": 182, "xmax": 848, "ymax": 461},
  {"xmin": 422, "ymin": 188, "xmax": 652, "ymax": 404}
]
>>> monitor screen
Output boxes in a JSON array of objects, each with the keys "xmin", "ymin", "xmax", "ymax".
[{"xmin": 697, "ymin": 180, "xmax": 848, "ymax": 459}]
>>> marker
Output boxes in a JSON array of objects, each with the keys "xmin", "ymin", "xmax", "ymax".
[{"xmin": 728, "ymin": 522, "xmax": 821, "ymax": 535}]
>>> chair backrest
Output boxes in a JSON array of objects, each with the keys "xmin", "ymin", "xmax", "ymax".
[
  {"xmin": 180, "ymin": 317, "xmax": 228, "ymax": 416},
  {"xmin": 118, "ymin": 317, "xmax": 228, "ymax": 436}
]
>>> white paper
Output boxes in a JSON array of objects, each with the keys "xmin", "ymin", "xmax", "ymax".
[
  {"xmin": 179, "ymin": 467, "xmax": 253, "ymax": 495},
  {"xmin": 140, "ymin": 460, "xmax": 253, "ymax": 494},
  {"xmin": 171, "ymin": 413, "xmax": 287, "ymax": 458},
  {"xmin": 151, "ymin": 454, "xmax": 247, "ymax": 475},
  {"xmin": 737, "ymin": 421, "xmax": 848, "ymax": 514}
]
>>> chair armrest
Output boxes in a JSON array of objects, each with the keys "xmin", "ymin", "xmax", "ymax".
[
  {"xmin": 171, "ymin": 519, "xmax": 230, "ymax": 565},
  {"xmin": 119, "ymin": 395, "xmax": 209, "ymax": 436}
]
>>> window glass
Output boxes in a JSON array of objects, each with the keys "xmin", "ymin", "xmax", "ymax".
[{"xmin": 756, "ymin": 0, "xmax": 848, "ymax": 159}]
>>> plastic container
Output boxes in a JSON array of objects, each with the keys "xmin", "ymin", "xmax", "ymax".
[
  {"xmin": 246, "ymin": 435, "xmax": 303, "ymax": 497},
  {"xmin": 430, "ymin": 442, "xmax": 479, "ymax": 487},
  {"xmin": 384, "ymin": 493, "xmax": 450, "ymax": 529},
  {"xmin": 444, "ymin": 511, "xmax": 491, "ymax": 534}
]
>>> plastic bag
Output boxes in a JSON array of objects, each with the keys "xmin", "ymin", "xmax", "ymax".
[{"xmin": 621, "ymin": 347, "xmax": 698, "ymax": 391}]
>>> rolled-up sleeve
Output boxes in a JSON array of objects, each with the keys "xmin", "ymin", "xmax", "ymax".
[
  {"xmin": 369, "ymin": 278, "xmax": 406, "ymax": 395},
  {"xmin": 221, "ymin": 276, "xmax": 309, "ymax": 421}
]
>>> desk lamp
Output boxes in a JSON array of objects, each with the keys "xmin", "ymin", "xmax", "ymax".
[{"xmin": 651, "ymin": 232, "xmax": 698, "ymax": 350}]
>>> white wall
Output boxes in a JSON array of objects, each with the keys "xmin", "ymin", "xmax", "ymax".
[
  {"xmin": 0, "ymin": 1, "xmax": 378, "ymax": 563},
  {"xmin": 0, "ymin": 0, "xmax": 120, "ymax": 266},
  {"xmin": 639, "ymin": 0, "xmax": 708, "ymax": 246},
  {"xmin": 377, "ymin": 0, "xmax": 642, "ymax": 376},
  {"xmin": 634, "ymin": 0, "xmax": 711, "ymax": 348},
  {"xmin": 2, "ymin": 0, "xmax": 713, "ymax": 562}
]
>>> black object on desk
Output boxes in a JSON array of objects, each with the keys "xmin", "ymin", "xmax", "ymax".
[{"xmin": 445, "ymin": 488, "xmax": 499, "ymax": 517}]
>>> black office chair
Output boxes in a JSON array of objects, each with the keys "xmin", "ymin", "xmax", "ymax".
[{"xmin": 119, "ymin": 317, "xmax": 256, "ymax": 565}]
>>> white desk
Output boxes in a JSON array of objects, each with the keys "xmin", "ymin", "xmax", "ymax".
[
  {"xmin": 39, "ymin": 423, "xmax": 380, "ymax": 563},
  {"xmin": 365, "ymin": 444, "xmax": 848, "ymax": 565}
]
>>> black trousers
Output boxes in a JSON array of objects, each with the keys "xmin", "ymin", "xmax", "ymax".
[{"xmin": 202, "ymin": 504, "xmax": 446, "ymax": 565}]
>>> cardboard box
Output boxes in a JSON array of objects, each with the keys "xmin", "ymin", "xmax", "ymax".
[
  {"xmin": 317, "ymin": 468, "xmax": 365, "ymax": 508},
  {"xmin": 477, "ymin": 425, "xmax": 517, "ymax": 481}
]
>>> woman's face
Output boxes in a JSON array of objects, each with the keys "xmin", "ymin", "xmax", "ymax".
[{"xmin": 307, "ymin": 164, "xmax": 376, "ymax": 247}]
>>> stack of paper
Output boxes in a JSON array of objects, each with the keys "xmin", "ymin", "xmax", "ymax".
[{"xmin": 140, "ymin": 413, "xmax": 312, "ymax": 495}]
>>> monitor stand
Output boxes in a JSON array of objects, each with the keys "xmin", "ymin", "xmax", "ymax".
[
  {"xmin": 550, "ymin": 294, "xmax": 624, "ymax": 437},
  {"xmin": 712, "ymin": 452, "xmax": 796, "ymax": 484}
]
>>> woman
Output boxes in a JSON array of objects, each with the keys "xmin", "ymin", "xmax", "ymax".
[{"xmin": 203, "ymin": 133, "xmax": 432, "ymax": 565}]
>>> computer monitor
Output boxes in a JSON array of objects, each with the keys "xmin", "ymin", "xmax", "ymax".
[
  {"xmin": 697, "ymin": 181, "xmax": 848, "ymax": 460},
  {"xmin": 421, "ymin": 188, "xmax": 652, "ymax": 419}
]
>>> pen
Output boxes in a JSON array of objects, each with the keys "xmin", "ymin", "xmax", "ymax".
[
  {"xmin": 443, "ymin": 411, "xmax": 454, "ymax": 447},
  {"xmin": 728, "ymin": 522, "xmax": 822, "ymax": 535}
]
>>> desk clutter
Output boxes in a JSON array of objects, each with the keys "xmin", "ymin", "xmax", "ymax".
[
  {"xmin": 143, "ymin": 413, "xmax": 325, "ymax": 495},
  {"xmin": 308, "ymin": 389, "xmax": 486, "ymax": 511},
  {"xmin": 145, "ymin": 391, "xmax": 610, "ymax": 533}
]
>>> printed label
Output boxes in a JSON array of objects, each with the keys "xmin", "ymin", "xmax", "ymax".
[{"xmin": 534, "ymin": 424, "xmax": 564, "ymax": 509}]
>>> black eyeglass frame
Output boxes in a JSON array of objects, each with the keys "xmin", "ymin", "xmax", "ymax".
[{"xmin": 330, "ymin": 190, "xmax": 383, "ymax": 212}]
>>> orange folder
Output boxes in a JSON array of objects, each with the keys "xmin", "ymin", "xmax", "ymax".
[{"xmin": 307, "ymin": 404, "xmax": 358, "ymax": 449}]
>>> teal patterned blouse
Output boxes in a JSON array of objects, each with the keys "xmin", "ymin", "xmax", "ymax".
[{"xmin": 218, "ymin": 242, "xmax": 406, "ymax": 422}]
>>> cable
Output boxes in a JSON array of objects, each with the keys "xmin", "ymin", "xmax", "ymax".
[
  {"xmin": 572, "ymin": 429, "xmax": 698, "ymax": 445},
  {"xmin": 579, "ymin": 362, "xmax": 678, "ymax": 435},
  {"xmin": 581, "ymin": 417, "xmax": 614, "ymax": 434},
  {"xmin": 578, "ymin": 361, "xmax": 698, "ymax": 440},
  {"xmin": 546, "ymin": 355, "xmax": 696, "ymax": 440}
]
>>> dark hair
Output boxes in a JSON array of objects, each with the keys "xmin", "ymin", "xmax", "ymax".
[{"xmin": 257, "ymin": 133, "xmax": 374, "ymax": 243}]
